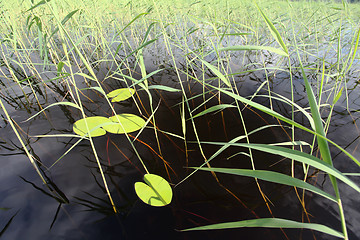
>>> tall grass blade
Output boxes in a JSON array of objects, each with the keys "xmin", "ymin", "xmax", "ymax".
[
  {"xmin": 192, "ymin": 104, "xmax": 236, "ymax": 119},
  {"xmin": 219, "ymin": 45, "xmax": 288, "ymax": 57},
  {"xmin": 255, "ymin": 2, "xmax": 288, "ymax": 55},
  {"xmin": 0, "ymin": 99, "xmax": 47, "ymax": 185},
  {"xmin": 24, "ymin": 102, "xmax": 81, "ymax": 122},
  {"xmin": 176, "ymin": 125, "xmax": 285, "ymax": 186},
  {"xmin": 57, "ymin": 61, "xmax": 65, "ymax": 77},
  {"xmin": 299, "ymin": 57, "xmax": 348, "ymax": 238},
  {"xmin": 199, "ymin": 142, "xmax": 360, "ymax": 193},
  {"xmin": 199, "ymin": 59, "xmax": 231, "ymax": 87},
  {"xmin": 49, "ymin": 9, "xmax": 79, "ymax": 40},
  {"xmin": 128, "ymin": 68, "xmax": 164, "ymax": 88},
  {"xmin": 208, "ymin": 85, "xmax": 360, "ymax": 168},
  {"xmin": 333, "ymin": 87, "xmax": 343, "ymax": 105},
  {"xmin": 147, "ymin": 85, "xmax": 181, "ymax": 92},
  {"xmin": 191, "ymin": 167, "xmax": 337, "ymax": 202},
  {"xmin": 113, "ymin": 12, "xmax": 149, "ymax": 39},
  {"xmin": 26, "ymin": 0, "xmax": 50, "ymax": 12},
  {"xmin": 115, "ymin": 39, "xmax": 158, "ymax": 68},
  {"xmin": 182, "ymin": 218, "xmax": 344, "ymax": 238},
  {"xmin": 301, "ymin": 69, "xmax": 332, "ymax": 166},
  {"xmin": 345, "ymin": 26, "xmax": 360, "ymax": 74}
]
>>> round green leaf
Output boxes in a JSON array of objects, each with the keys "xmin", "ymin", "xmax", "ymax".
[
  {"xmin": 73, "ymin": 116, "xmax": 110, "ymax": 137},
  {"xmin": 102, "ymin": 114, "xmax": 145, "ymax": 134},
  {"xmin": 106, "ymin": 88, "xmax": 135, "ymax": 102},
  {"xmin": 135, "ymin": 174, "xmax": 173, "ymax": 207}
]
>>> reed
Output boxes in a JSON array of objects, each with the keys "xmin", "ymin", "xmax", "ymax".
[{"xmin": 0, "ymin": 0, "xmax": 359, "ymax": 238}]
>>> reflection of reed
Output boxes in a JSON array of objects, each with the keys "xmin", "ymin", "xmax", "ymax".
[
  {"xmin": 19, "ymin": 174, "xmax": 68, "ymax": 230},
  {"xmin": 0, "ymin": 209, "xmax": 18, "ymax": 237},
  {"xmin": 73, "ymin": 170, "xmax": 135, "ymax": 216}
]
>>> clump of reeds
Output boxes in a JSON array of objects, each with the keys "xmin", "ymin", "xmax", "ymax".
[{"xmin": 1, "ymin": 0, "xmax": 359, "ymax": 239}]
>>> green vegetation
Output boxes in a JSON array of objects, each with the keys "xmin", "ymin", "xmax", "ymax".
[
  {"xmin": 135, "ymin": 174, "xmax": 173, "ymax": 207},
  {"xmin": 1, "ymin": 0, "xmax": 360, "ymax": 239}
]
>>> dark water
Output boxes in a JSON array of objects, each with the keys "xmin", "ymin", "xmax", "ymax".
[{"xmin": 1, "ymin": 54, "xmax": 360, "ymax": 240}]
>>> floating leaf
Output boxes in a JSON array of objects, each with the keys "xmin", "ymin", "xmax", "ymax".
[
  {"xmin": 102, "ymin": 114, "xmax": 145, "ymax": 134},
  {"xmin": 106, "ymin": 88, "xmax": 135, "ymax": 102},
  {"xmin": 73, "ymin": 116, "xmax": 110, "ymax": 137},
  {"xmin": 135, "ymin": 174, "xmax": 173, "ymax": 207}
]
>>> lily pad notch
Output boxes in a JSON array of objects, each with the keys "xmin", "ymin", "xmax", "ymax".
[{"xmin": 135, "ymin": 174, "xmax": 173, "ymax": 207}]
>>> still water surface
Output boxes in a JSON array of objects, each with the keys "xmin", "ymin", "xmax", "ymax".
[{"xmin": 1, "ymin": 56, "xmax": 360, "ymax": 240}]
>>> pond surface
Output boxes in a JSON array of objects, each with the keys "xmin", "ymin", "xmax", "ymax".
[{"xmin": 1, "ymin": 55, "xmax": 360, "ymax": 240}]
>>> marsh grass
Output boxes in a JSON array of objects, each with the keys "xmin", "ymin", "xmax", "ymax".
[{"xmin": 1, "ymin": 0, "xmax": 360, "ymax": 239}]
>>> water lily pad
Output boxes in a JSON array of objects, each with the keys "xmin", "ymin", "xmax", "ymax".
[
  {"xmin": 107, "ymin": 88, "xmax": 135, "ymax": 102},
  {"xmin": 135, "ymin": 174, "xmax": 173, "ymax": 207},
  {"xmin": 73, "ymin": 116, "xmax": 110, "ymax": 137},
  {"xmin": 102, "ymin": 114, "xmax": 145, "ymax": 134}
]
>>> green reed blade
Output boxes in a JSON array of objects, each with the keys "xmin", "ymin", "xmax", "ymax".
[
  {"xmin": 25, "ymin": 0, "xmax": 50, "ymax": 12},
  {"xmin": 301, "ymin": 68, "xmax": 332, "ymax": 166},
  {"xmin": 299, "ymin": 58, "xmax": 348, "ymax": 239},
  {"xmin": 182, "ymin": 218, "xmax": 343, "ymax": 238},
  {"xmin": 147, "ymin": 85, "xmax": 181, "ymax": 92},
  {"xmin": 255, "ymin": 2, "xmax": 288, "ymax": 55},
  {"xmin": 113, "ymin": 12, "xmax": 149, "ymax": 40},
  {"xmin": 176, "ymin": 125, "xmax": 284, "ymax": 187},
  {"xmin": 198, "ymin": 142, "xmax": 360, "ymax": 194},
  {"xmin": 345, "ymin": 26, "xmax": 360, "ymax": 74},
  {"xmin": 24, "ymin": 101, "xmax": 81, "ymax": 122},
  {"xmin": 208, "ymin": 85, "xmax": 360, "ymax": 168},
  {"xmin": 48, "ymin": 9, "xmax": 79, "ymax": 40},
  {"xmin": 192, "ymin": 104, "xmax": 236, "ymax": 119},
  {"xmin": 219, "ymin": 45, "xmax": 288, "ymax": 57},
  {"xmin": 0, "ymin": 99, "xmax": 47, "ymax": 185},
  {"xmin": 192, "ymin": 167, "xmax": 336, "ymax": 202},
  {"xmin": 199, "ymin": 59, "xmax": 231, "ymax": 87}
]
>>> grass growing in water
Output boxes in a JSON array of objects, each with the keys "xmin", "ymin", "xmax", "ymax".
[{"xmin": 0, "ymin": 0, "xmax": 360, "ymax": 239}]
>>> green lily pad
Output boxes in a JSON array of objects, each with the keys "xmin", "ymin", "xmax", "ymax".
[
  {"xmin": 107, "ymin": 88, "xmax": 135, "ymax": 102},
  {"xmin": 102, "ymin": 114, "xmax": 145, "ymax": 134},
  {"xmin": 135, "ymin": 174, "xmax": 173, "ymax": 207},
  {"xmin": 73, "ymin": 116, "xmax": 111, "ymax": 137}
]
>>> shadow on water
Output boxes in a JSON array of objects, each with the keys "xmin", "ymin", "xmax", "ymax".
[{"xmin": 1, "ymin": 55, "xmax": 360, "ymax": 240}]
